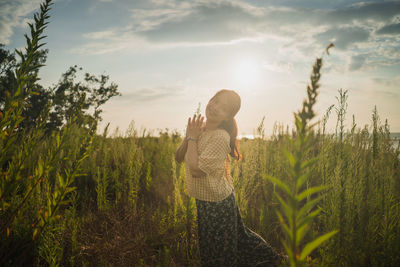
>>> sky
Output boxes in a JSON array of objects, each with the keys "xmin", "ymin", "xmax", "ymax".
[{"xmin": 1, "ymin": 0, "xmax": 400, "ymax": 136}]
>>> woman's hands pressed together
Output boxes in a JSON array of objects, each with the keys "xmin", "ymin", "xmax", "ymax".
[
  {"xmin": 175, "ymin": 114, "xmax": 204, "ymax": 164},
  {"xmin": 186, "ymin": 114, "xmax": 204, "ymax": 140},
  {"xmin": 176, "ymin": 114, "xmax": 206, "ymax": 177},
  {"xmin": 184, "ymin": 114, "xmax": 206, "ymax": 177}
]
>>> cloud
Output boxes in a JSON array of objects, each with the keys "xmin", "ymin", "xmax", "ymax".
[
  {"xmin": 347, "ymin": 48, "xmax": 400, "ymax": 72},
  {"xmin": 376, "ymin": 23, "xmax": 400, "ymax": 35},
  {"xmin": 348, "ymin": 53, "xmax": 368, "ymax": 71},
  {"xmin": 314, "ymin": 26, "xmax": 370, "ymax": 50},
  {"xmin": 74, "ymin": 0, "xmax": 400, "ymax": 63},
  {"xmin": 136, "ymin": 1, "xmax": 262, "ymax": 43},
  {"xmin": 71, "ymin": 29, "xmax": 152, "ymax": 55},
  {"xmin": 82, "ymin": 30, "xmax": 117, "ymax": 40},
  {"xmin": 372, "ymin": 76, "xmax": 400, "ymax": 87},
  {"xmin": 133, "ymin": 1, "xmax": 400, "ymax": 43},
  {"xmin": 324, "ymin": 1, "xmax": 400, "ymax": 25},
  {"xmin": 262, "ymin": 60, "xmax": 294, "ymax": 73},
  {"xmin": 130, "ymin": 4, "xmax": 193, "ymax": 33},
  {"xmin": 0, "ymin": 0, "xmax": 43, "ymax": 45},
  {"xmin": 122, "ymin": 86, "xmax": 182, "ymax": 103},
  {"xmin": 373, "ymin": 89, "xmax": 400, "ymax": 99},
  {"xmin": 379, "ymin": 45, "xmax": 400, "ymax": 60}
]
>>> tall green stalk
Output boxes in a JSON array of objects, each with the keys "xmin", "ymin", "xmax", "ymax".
[{"xmin": 265, "ymin": 54, "xmax": 337, "ymax": 266}]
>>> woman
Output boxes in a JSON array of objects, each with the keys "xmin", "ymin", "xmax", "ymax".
[{"xmin": 175, "ymin": 89, "xmax": 285, "ymax": 266}]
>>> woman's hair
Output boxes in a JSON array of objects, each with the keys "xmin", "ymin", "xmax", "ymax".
[{"xmin": 213, "ymin": 89, "xmax": 241, "ymax": 160}]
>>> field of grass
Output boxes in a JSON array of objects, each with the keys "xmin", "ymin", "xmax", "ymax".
[
  {"xmin": 2, "ymin": 109, "xmax": 399, "ymax": 266},
  {"xmin": 1, "ymin": 1, "xmax": 399, "ymax": 266}
]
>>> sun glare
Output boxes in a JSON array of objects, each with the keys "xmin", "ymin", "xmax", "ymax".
[{"xmin": 233, "ymin": 58, "xmax": 260, "ymax": 86}]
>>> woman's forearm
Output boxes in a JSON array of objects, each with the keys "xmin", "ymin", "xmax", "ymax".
[
  {"xmin": 186, "ymin": 140, "xmax": 206, "ymax": 177},
  {"xmin": 175, "ymin": 139, "xmax": 188, "ymax": 163}
]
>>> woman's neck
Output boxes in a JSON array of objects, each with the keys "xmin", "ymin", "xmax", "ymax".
[{"xmin": 205, "ymin": 120, "xmax": 220, "ymax": 131}]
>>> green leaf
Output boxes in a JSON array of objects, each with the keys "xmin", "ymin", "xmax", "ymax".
[
  {"xmin": 284, "ymin": 134, "xmax": 295, "ymax": 148},
  {"xmin": 283, "ymin": 148, "xmax": 295, "ymax": 168},
  {"xmin": 300, "ymin": 156, "xmax": 318, "ymax": 171},
  {"xmin": 37, "ymin": 42, "xmax": 47, "ymax": 49},
  {"xmin": 308, "ymin": 120, "xmax": 319, "ymax": 130},
  {"xmin": 296, "ymin": 222, "xmax": 310, "ymax": 246},
  {"xmin": 56, "ymin": 134, "xmax": 61, "ymax": 147},
  {"xmin": 37, "ymin": 159, "xmax": 43, "ymax": 177},
  {"xmin": 60, "ymin": 200, "xmax": 71, "ymax": 206},
  {"xmin": 274, "ymin": 193, "xmax": 293, "ymax": 227},
  {"xmin": 299, "ymin": 230, "xmax": 338, "ymax": 260},
  {"xmin": 296, "ymin": 169, "xmax": 312, "ymax": 190},
  {"xmin": 33, "ymin": 228, "xmax": 39, "ymax": 240},
  {"xmin": 57, "ymin": 173, "xmax": 64, "ymax": 187},
  {"xmin": 295, "ymin": 115, "xmax": 302, "ymax": 131},
  {"xmin": 281, "ymin": 240, "xmax": 294, "ymax": 265},
  {"xmin": 283, "ymin": 166, "xmax": 296, "ymax": 180},
  {"xmin": 276, "ymin": 211, "xmax": 292, "ymax": 240},
  {"xmin": 297, "ymin": 208, "xmax": 321, "ymax": 229},
  {"xmin": 303, "ymin": 134, "xmax": 311, "ymax": 146},
  {"xmin": 296, "ymin": 185, "xmax": 327, "ymax": 202},
  {"xmin": 297, "ymin": 195, "xmax": 323, "ymax": 221},
  {"xmin": 263, "ymin": 174, "xmax": 291, "ymax": 196},
  {"xmin": 65, "ymin": 187, "xmax": 76, "ymax": 194}
]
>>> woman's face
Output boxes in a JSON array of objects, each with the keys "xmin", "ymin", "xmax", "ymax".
[{"xmin": 205, "ymin": 92, "xmax": 232, "ymax": 124}]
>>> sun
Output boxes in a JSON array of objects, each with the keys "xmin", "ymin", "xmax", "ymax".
[{"xmin": 233, "ymin": 58, "xmax": 261, "ymax": 86}]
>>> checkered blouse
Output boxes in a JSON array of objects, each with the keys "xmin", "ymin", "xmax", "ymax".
[{"xmin": 185, "ymin": 128, "xmax": 234, "ymax": 202}]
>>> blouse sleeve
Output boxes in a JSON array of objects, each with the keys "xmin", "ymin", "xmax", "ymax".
[{"xmin": 198, "ymin": 131, "xmax": 231, "ymax": 176}]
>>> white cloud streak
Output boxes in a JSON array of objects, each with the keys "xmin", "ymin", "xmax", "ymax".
[{"xmin": 121, "ymin": 85, "xmax": 183, "ymax": 103}]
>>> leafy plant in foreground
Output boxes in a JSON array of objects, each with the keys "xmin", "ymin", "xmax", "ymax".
[
  {"xmin": 265, "ymin": 50, "xmax": 338, "ymax": 266},
  {"xmin": 0, "ymin": 0, "xmax": 53, "ymax": 231},
  {"xmin": 0, "ymin": 1, "xmax": 96, "ymax": 265}
]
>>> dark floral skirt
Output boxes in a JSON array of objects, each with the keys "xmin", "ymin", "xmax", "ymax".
[{"xmin": 195, "ymin": 192, "xmax": 282, "ymax": 267}]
